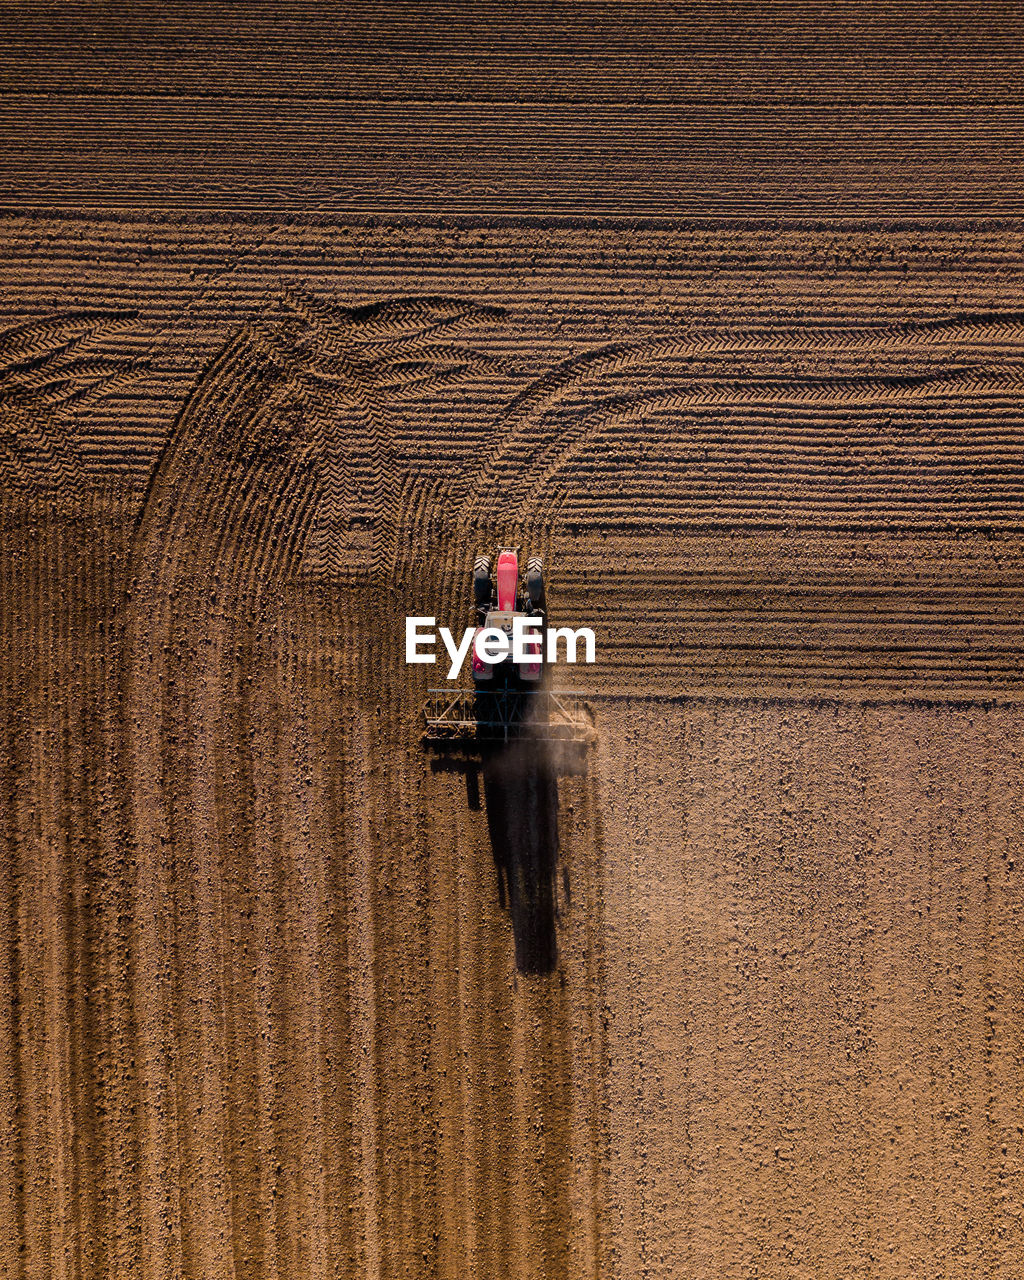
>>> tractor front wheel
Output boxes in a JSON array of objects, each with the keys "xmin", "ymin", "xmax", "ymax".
[
  {"xmin": 526, "ymin": 555, "xmax": 544, "ymax": 607},
  {"xmin": 473, "ymin": 554, "xmax": 493, "ymax": 607}
]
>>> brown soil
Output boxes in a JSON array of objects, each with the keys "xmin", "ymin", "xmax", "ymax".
[{"xmin": 4, "ymin": 9, "xmax": 1024, "ymax": 1279}]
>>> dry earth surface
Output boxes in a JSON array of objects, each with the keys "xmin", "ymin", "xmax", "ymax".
[{"xmin": 3, "ymin": 6, "xmax": 1024, "ymax": 1279}]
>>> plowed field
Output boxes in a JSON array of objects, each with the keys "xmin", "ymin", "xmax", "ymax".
[{"xmin": 4, "ymin": 7, "xmax": 1024, "ymax": 1279}]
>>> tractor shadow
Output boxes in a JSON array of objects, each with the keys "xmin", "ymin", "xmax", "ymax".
[
  {"xmin": 431, "ymin": 731, "xmax": 586, "ymax": 974},
  {"xmin": 482, "ymin": 737, "xmax": 563, "ymax": 974}
]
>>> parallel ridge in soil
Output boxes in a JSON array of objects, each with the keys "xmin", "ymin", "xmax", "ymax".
[{"xmin": 3, "ymin": 3, "xmax": 1024, "ymax": 214}]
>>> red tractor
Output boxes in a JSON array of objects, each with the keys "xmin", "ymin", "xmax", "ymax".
[
  {"xmin": 421, "ymin": 547, "xmax": 590, "ymax": 745},
  {"xmin": 470, "ymin": 549, "xmax": 545, "ymax": 684}
]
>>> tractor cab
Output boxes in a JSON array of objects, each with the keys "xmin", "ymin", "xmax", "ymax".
[{"xmin": 471, "ymin": 548, "xmax": 544, "ymax": 683}]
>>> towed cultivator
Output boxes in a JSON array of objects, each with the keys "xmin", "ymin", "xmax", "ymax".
[{"xmin": 423, "ymin": 686, "xmax": 591, "ymax": 744}]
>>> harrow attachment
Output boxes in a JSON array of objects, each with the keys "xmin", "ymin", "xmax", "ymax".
[{"xmin": 422, "ymin": 688, "xmax": 593, "ymax": 744}]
